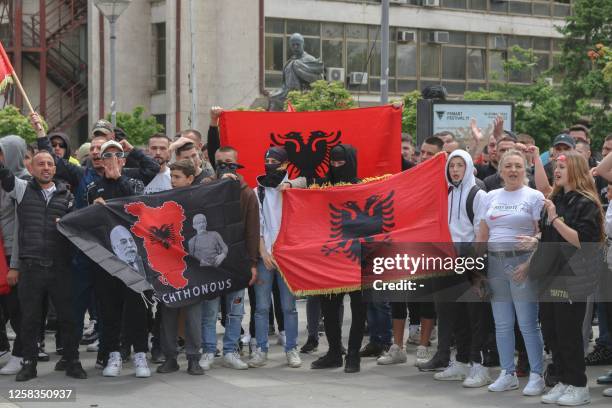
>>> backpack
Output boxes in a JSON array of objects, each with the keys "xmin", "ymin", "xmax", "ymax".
[{"xmin": 466, "ymin": 182, "xmax": 483, "ymax": 225}]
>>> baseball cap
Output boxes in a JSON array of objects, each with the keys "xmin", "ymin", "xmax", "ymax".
[
  {"xmin": 100, "ymin": 140, "xmax": 123, "ymax": 155},
  {"xmin": 91, "ymin": 119, "xmax": 114, "ymax": 137},
  {"xmin": 553, "ymin": 133, "xmax": 576, "ymax": 149}
]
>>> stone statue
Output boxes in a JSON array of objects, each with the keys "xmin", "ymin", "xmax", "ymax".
[{"xmin": 268, "ymin": 33, "xmax": 324, "ymax": 111}]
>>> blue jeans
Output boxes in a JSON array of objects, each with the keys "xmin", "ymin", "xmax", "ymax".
[
  {"xmin": 489, "ymin": 252, "xmax": 543, "ymax": 375},
  {"xmin": 367, "ymin": 302, "xmax": 392, "ymax": 346},
  {"xmin": 201, "ymin": 289, "xmax": 245, "ymax": 355},
  {"xmin": 254, "ymin": 261, "xmax": 298, "ymax": 352},
  {"xmin": 596, "ymin": 303, "xmax": 612, "ymax": 348}
]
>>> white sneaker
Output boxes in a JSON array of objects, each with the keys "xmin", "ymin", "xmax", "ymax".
[
  {"xmin": 557, "ymin": 385, "xmax": 590, "ymax": 406},
  {"xmin": 241, "ymin": 333, "xmax": 251, "ymax": 345},
  {"xmin": 276, "ymin": 331, "xmax": 286, "ymax": 346},
  {"xmin": 0, "ymin": 350, "xmax": 9, "ymax": 365},
  {"xmin": 541, "ymin": 382, "xmax": 568, "ymax": 404},
  {"xmin": 286, "ymin": 348, "xmax": 302, "ymax": 368},
  {"xmin": 247, "ymin": 348, "xmax": 268, "ymax": 368},
  {"xmin": 0, "ymin": 355, "xmax": 22, "ymax": 375},
  {"xmin": 103, "ymin": 351, "xmax": 122, "ymax": 377},
  {"xmin": 83, "ymin": 319, "xmax": 96, "ymax": 337},
  {"xmin": 133, "ymin": 352, "xmax": 151, "ymax": 378},
  {"xmin": 86, "ymin": 340, "xmax": 99, "ymax": 352},
  {"xmin": 199, "ymin": 353, "xmax": 215, "ymax": 371},
  {"xmin": 603, "ymin": 387, "xmax": 612, "ymax": 397},
  {"xmin": 377, "ymin": 344, "xmax": 408, "ymax": 365},
  {"xmin": 462, "ymin": 363, "xmax": 492, "ymax": 388},
  {"xmin": 522, "ymin": 372, "xmax": 545, "ymax": 396},
  {"xmin": 415, "ymin": 345, "xmax": 432, "ymax": 366},
  {"xmin": 407, "ymin": 325, "xmax": 420, "ymax": 345},
  {"xmin": 434, "ymin": 360, "xmax": 470, "ymax": 381},
  {"xmin": 488, "ymin": 370, "xmax": 519, "ymax": 392},
  {"xmin": 223, "ymin": 352, "xmax": 248, "ymax": 370}
]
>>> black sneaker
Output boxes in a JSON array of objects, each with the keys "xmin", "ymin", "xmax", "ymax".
[
  {"xmin": 66, "ymin": 361, "xmax": 87, "ymax": 379},
  {"xmin": 55, "ymin": 347, "xmax": 64, "ymax": 356},
  {"xmin": 157, "ymin": 358, "xmax": 179, "ymax": 374},
  {"xmin": 300, "ymin": 336, "xmax": 319, "ymax": 354},
  {"xmin": 16, "ymin": 360, "xmax": 37, "ymax": 382},
  {"xmin": 151, "ymin": 347, "xmax": 165, "ymax": 364},
  {"xmin": 54, "ymin": 358, "xmax": 68, "ymax": 371},
  {"xmin": 311, "ymin": 353, "xmax": 343, "ymax": 369},
  {"xmin": 416, "ymin": 352, "xmax": 449, "ymax": 372},
  {"xmin": 344, "ymin": 352, "xmax": 360, "ymax": 373},
  {"xmin": 585, "ymin": 344, "xmax": 612, "ymax": 366},
  {"xmin": 187, "ymin": 357, "xmax": 204, "ymax": 376},
  {"xmin": 359, "ymin": 342, "xmax": 384, "ymax": 358}
]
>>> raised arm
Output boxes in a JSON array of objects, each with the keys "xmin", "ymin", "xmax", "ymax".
[{"xmin": 531, "ymin": 145, "xmax": 552, "ymax": 197}]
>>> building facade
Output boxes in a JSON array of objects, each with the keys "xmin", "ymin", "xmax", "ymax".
[{"xmin": 4, "ymin": 0, "xmax": 570, "ymax": 142}]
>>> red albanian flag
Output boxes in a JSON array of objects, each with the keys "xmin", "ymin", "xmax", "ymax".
[
  {"xmin": 219, "ymin": 106, "xmax": 402, "ymax": 187},
  {"xmin": 273, "ymin": 154, "xmax": 452, "ymax": 295},
  {"xmin": 0, "ymin": 41, "xmax": 14, "ymax": 92}
]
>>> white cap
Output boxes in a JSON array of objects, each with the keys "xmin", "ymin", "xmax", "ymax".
[{"xmin": 100, "ymin": 140, "xmax": 123, "ymax": 155}]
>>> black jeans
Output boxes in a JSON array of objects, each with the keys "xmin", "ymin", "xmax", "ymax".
[
  {"xmin": 94, "ymin": 265, "xmax": 148, "ymax": 354},
  {"xmin": 321, "ymin": 292, "xmax": 367, "ymax": 356},
  {"xmin": 18, "ymin": 259, "xmax": 77, "ymax": 362},
  {"xmin": 0, "ymin": 288, "xmax": 22, "ymax": 357},
  {"xmin": 540, "ymin": 301, "xmax": 587, "ymax": 387}
]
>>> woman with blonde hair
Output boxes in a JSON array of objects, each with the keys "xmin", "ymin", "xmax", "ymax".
[
  {"xmin": 477, "ymin": 149, "xmax": 546, "ymax": 396},
  {"xmin": 531, "ymin": 151, "xmax": 604, "ymax": 406}
]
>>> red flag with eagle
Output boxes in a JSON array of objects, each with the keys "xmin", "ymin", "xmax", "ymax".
[
  {"xmin": 273, "ymin": 154, "xmax": 452, "ymax": 295},
  {"xmin": 0, "ymin": 41, "xmax": 14, "ymax": 92},
  {"xmin": 219, "ymin": 105, "xmax": 401, "ymax": 187}
]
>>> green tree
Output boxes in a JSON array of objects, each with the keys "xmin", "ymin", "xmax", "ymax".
[
  {"xmin": 0, "ymin": 105, "xmax": 48, "ymax": 143},
  {"xmin": 555, "ymin": 0, "xmax": 612, "ymax": 143},
  {"xmin": 398, "ymin": 90, "xmax": 421, "ymax": 140},
  {"xmin": 286, "ymin": 80, "xmax": 355, "ymax": 111},
  {"xmin": 106, "ymin": 106, "xmax": 164, "ymax": 146}
]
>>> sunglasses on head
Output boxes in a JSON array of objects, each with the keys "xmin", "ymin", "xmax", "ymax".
[{"xmin": 101, "ymin": 151, "xmax": 126, "ymax": 159}]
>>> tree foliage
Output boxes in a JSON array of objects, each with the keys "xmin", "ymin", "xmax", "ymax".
[
  {"xmin": 398, "ymin": 91, "xmax": 421, "ymax": 140},
  {"xmin": 554, "ymin": 0, "xmax": 612, "ymax": 144},
  {"xmin": 286, "ymin": 80, "xmax": 355, "ymax": 111},
  {"xmin": 106, "ymin": 106, "xmax": 164, "ymax": 147},
  {"xmin": 0, "ymin": 105, "xmax": 48, "ymax": 144}
]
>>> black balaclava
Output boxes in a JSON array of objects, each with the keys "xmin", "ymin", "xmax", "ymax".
[
  {"xmin": 261, "ymin": 146, "xmax": 288, "ymax": 187},
  {"xmin": 329, "ymin": 144, "xmax": 358, "ymax": 185}
]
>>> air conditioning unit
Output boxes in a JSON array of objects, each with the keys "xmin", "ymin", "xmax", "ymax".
[
  {"xmin": 397, "ymin": 30, "xmax": 416, "ymax": 43},
  {"xmin": 349, "ymin": 72, "xmax": 368, "ymax": 86},
  {"xmin": 422, "ymin": 0, "xmax": 440, "ymax": 6},
  {"xmin": 326, "ymin": 67, "xmax": 345, "ymax": 83},
  {"xmin": 492, "ymin": 35, "xmax": 506, "ymax": 50},
  {"xmin": 428, "ymin": 31, "xmax": 449, "ymax": 44}
]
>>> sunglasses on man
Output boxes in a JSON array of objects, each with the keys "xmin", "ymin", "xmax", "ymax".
[
  {"xmin": 101, "ymin": 151, "xmax": 126, "ymax": 159},
  {"xmin": 51, "ymin": 142, "xmax": 67, "ymax": 149}
]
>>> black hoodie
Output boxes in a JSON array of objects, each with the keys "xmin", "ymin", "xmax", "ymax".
[
  {"xmin": 48, "ymin": 132, "xmax": 72, "ymax": 160},
  {"xmin": 315, "ymin": 144, "xmax": 359, "ymax": 186}
]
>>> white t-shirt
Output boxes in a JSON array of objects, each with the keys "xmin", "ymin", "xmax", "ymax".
[
  {"xmin": 480, "ymin": 186, "xmax": 544, "ymax": 248},
  {"xmin": 144, "ymin": 167, "xmax": 172, "ymax": 194}
]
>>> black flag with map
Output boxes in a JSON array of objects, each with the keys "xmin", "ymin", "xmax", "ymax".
[{"xmin": 57, "ymin": 179, "xmax": 251, "ymax": 308}]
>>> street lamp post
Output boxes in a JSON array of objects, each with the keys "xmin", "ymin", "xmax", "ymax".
[{"xmin": 94, "ymin": 0, "xmax": 132, "ymax": 127}]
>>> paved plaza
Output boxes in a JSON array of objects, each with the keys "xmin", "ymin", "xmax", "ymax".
[{"xmin": 0, "ymin": 298, "xmax": 610, "ymax": 408}]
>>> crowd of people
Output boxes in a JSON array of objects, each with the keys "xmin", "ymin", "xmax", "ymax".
[{"xmin": 0, "ymin": 100, "xmax": 610, "ymax": 407}]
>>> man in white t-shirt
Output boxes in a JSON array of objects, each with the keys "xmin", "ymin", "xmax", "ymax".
[{"xmin": 144, "ymin": 133, "xmax": 172, "ymax": 194}]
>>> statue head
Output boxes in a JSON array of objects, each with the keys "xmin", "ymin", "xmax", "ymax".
[
  {"xmin": 193, "ymin": 213, "xmax": 208, "ymax": 235},
  {"xmin": 289, "ymin": 33, "xmax": 305, "ymax": 58}
]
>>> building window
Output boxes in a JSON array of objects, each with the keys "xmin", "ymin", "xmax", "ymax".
[
  {"xmin": 153, "ymin": 114, "xmax": 166, "ymax": 132},
  {"xmin": 264, "ymin": 18, "xmax": 558, "ymax": 96},
  {"xmin": 153, "ymin": 23, "xmax": 166, "ymax": 91}
]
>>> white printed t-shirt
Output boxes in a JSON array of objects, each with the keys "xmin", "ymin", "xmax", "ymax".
[{"xmin": 480, "ymin": 186, "xmax": 544, "ymax": 250}]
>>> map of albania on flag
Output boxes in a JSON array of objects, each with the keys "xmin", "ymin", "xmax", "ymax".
[{"xmin": 57, "ymin": 179, "xmax": 252, "ymax": 308}]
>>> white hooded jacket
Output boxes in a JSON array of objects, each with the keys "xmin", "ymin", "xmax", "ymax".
[{"xmin": 445, "ymin": 149, "xmax": 486, "ymax": 243}]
